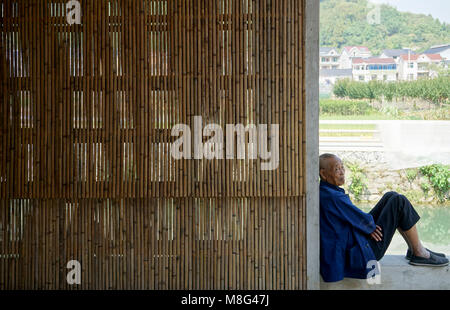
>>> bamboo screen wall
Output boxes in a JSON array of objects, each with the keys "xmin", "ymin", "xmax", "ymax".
[{"xmin": 0, "ymin": 0, "xmax": 306, "ymax": 289}]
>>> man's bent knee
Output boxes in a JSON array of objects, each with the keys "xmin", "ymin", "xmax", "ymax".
[
  {"xmin": 383, "ymin": 191, "xmax": 399, "ymax": 199},
  {"xmin": 390, "ymin": 193, "xmax": 411, "ymax": 211}
]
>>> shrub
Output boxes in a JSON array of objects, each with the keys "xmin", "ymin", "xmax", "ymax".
[
  {"xmin": 319, "ymin": 99, "xmax": 373, "ymax": 115},
  {"xmin": 345, "ymin": 161, "xmax": 368, "ymax": 202},
  {"xmin": 333, "ymin": 77, "xmax": 450, "ymax": 106},
  {"xmin": 420, "ymin": 181, "xmax": 431, "ymax": 198},
  {"xmin": 333, "ymin": 78, "xmax": 350, "ymax": 98},
  {"xmin": 419, "ymin": 164, "xmax": 450, "ymax": 203},
  {"xmin": 405, "ymin": 168, "xmax": 418, "ymax": 188}
]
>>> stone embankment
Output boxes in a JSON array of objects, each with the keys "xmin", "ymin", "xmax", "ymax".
[{"xmin": 331, "ymin": 151, "xmax": 435, "ymax": 204}]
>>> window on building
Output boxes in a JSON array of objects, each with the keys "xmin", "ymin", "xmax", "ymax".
[
  {"xmin": 369, "ymin": 65, "xmax": 384, "ymax": 70},
  {"xmin": 408, "ymin": 62, "xmax": 414, "ymax": 68},
  {"xmin": 383, "ymin": 75, "xmax": 387, "ymax": 81},
  {"xmin": 359, "ymin": 76, "xmax": 364, "ymax": 81},
  {"xmin": 371, "ymin": 75, "xmax": 377, "ymax": 80}
]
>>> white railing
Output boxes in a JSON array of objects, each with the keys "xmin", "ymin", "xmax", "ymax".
[{"xmin": 319, "ymin": 120, "xmax": 383, "ymax": 152}]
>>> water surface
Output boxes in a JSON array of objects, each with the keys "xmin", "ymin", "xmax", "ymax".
[{"xmin": 359, "ymin": 204, "xmax": 450, "ymax": 255}]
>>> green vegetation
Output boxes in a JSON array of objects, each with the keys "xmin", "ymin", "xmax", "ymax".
[
  {"xmin": 340, "ymin": 162, "xmax": 448, "ymax": 205},
  {"xmin": 419, "ymin": 164, "xmax": 450, "ymax": 203},
  {"xmin": 319, "ymin": 98, "xmax": 374, "ymax": 115},
  {"xmin": 333, "ymin": 77, "xmax": 450, "ymax": 105},
  {"xmin": 405, "ymin": 168, "xmax": 418, "ymax": 189},
  {"xmin": 345, "ymin": 161, "xmax": 368, "ymax": 201},
  {"xmin": 319, "ymin": 104, "xmax": 450, "ymax": 120},
  {"xmin": 320, "ymin": 0, "xmax": 450, "ymax": 55},
  {"xmin": 405, "ymin": 107, "xmax": 450, "ymax": 120},
  {"xmin": 420, "ymin": 181, "xmax": 431, "ymax": 198},
  {"xmin": 319, "ymin": 113, "xmax": 397, "ymax": 120}
]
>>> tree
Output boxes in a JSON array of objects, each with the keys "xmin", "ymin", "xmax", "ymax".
[{"xmin": 320, "ymin": 0, "xmax": 450, "ymax": 55}]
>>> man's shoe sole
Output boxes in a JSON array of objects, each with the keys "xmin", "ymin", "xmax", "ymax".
[
  {"xmin": 406, "ymin": 248, "xmax": 446, "ymax": 260},
  {"xmin": 409, "ymin": 261, "xmax": 449, "ymax": 267}
]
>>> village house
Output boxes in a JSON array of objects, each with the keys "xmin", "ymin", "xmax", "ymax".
[
  {"xmin": 319, "ymin": 47, "xmax": 340, "ymax": 70},
  {"xmin": 424, "ymin": 43, "xmax": 450, "ymax": 61},
  {"xmin": 398, "ymin": 53, "xmax": 443, "ymax": 80},
  {"xmin": 380, "ymin": 49, "xmax": 416, "ymax": 63},
  {"xmin": 352, "ymin": 57, "xmax": 397, "ymax": 82},
  {"xmin": 339, "ymin": 46, "xmax": 372, "ymax": 69}
]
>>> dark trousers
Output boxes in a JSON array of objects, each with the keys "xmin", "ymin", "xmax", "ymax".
[{"xmin": 367, "ymin": 191, "xmax": 421, "ymax": 261}]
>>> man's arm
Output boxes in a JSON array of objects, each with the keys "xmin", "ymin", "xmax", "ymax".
[{"xmin": 327, "ymin": 193, "xmax": 376, "ymax": 235}]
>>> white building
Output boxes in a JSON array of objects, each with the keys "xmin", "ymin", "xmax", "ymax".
[
  {"xmin": 320, "ymin": 47, "xmax": 340, "ymax": 70},
  {"xmin": 339, "ymin": 46, "xmax": 372, "ymax": 69},
  {"xmin": 398, "ymin": 53, "xmax": 443, "ymax": 80},
  {"xmin": 424, "ymin": 44, "xmax": 450, "ymax": 61},
  {"xmin": 352, "ymin": 57, "xmax": 397, "ymax": 82}
]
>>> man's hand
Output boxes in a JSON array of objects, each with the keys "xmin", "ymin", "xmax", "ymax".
[{"xmin": 370, "ymin": 225, "xmax": 383, "ymax": 242}]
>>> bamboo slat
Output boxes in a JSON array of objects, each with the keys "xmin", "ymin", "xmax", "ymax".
[{"xmin": 0, "ymin": 0, "xmax": 307, "ymax": 290}]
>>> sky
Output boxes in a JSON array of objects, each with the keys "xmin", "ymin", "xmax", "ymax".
[{"xmin": 370, "ymin": 0, "xmax": 450, "ymax": 24}]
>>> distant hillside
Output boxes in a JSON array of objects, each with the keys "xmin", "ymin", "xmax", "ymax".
[{"xmin": 320, "ymin": 0, "xmax": 450, "ymax": 55}]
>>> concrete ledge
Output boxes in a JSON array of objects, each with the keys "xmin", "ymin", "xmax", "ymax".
[{"xmin": 321, "ymin": 255, "xmax": 450, "ymax": 290}]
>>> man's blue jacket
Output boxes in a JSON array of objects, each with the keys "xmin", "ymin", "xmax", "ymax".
[{"xmin": 320, "ymin": 180, "xmax": 377, "ymax": 282}]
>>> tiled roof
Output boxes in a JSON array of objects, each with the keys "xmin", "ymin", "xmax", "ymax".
[
  {"xmin": 320, "ymin": 47, "xmax": 334, "ymax": 53},
  {"xmin": 320, "ymin": 47, "xmax": 339, "ymax": 56},
  {"xmin": 343, "ymin": 46, "xmax": 370, "ymax": 52},
  {"xmin": 382, "ymin": 49, "xmax": 415, "ymax": 57},
  {"xmin": 399, "ymin": 54, "xmax": 442, "ymax": 61},
  {"xmin": 352, "ymin": 57, "xmax": 396, "ymax": 64},
  {"xmin": 424, "ymin": 44, "xmax": 450, "ymax": 54}
]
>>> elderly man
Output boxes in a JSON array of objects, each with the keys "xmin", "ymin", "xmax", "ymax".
[{"xmin": 319, "ymin": 153, "xmax": 448, "ymax": 283}]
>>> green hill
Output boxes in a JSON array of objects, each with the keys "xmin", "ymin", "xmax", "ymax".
[{"xmin": 320, "ymin": 0, "xmax": 450, "ymax": 55}]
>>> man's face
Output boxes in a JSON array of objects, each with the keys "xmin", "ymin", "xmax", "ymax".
[{"xmin": 320, "ymin": 156, "xmax": 345, "ymax": 186}]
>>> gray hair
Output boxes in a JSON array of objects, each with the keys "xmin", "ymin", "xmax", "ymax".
[{"xmin": 319, "ymin": 153, "xmax": 338, "ymax": 170}]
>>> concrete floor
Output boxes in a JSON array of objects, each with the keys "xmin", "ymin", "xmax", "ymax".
[{"xmin": 321, "ymin": 255, "xmax": 450, "ymax": 290}]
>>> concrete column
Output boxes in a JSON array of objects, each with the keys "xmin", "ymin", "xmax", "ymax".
[{"xmin": 305, "ymin": 0, "xmax": 320, "ymax": 290}]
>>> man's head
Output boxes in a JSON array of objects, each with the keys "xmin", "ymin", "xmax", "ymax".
[{"xmin": 319, "ymin": 153, "xmax": 345, "ymax": 186}]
